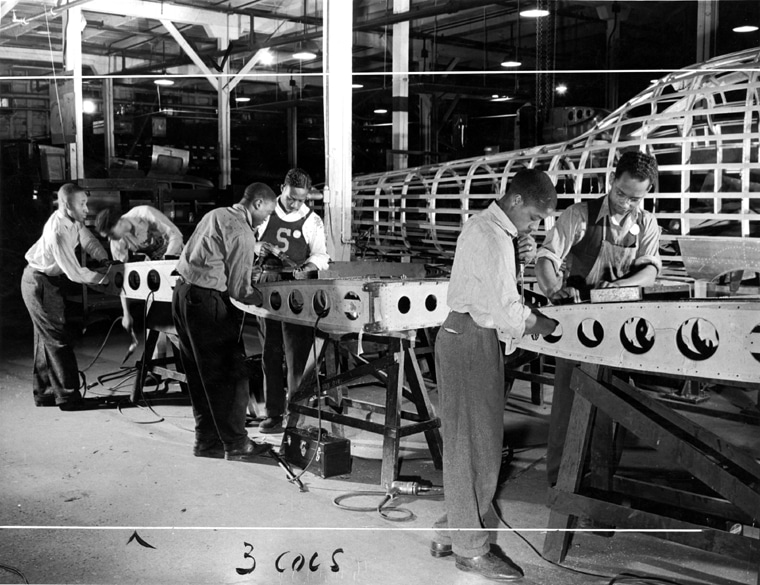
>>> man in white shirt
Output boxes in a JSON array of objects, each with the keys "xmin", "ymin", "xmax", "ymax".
[
  {"xmin": 21, "ymin": 183, "xmax": 111, "ymax": 410},
  {"xmin": 256, "ymin": 168, "xmax": 330, "ymax": 433},
  {"xmin": 431, "ymin": 169, "xmax": 558, "ymax": 581},
  {"xmin": 95, "ymin": 205, "xmax": 184, "ymax": 334}
]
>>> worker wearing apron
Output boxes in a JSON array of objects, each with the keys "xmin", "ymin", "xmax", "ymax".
[{"xmin": 535, "ymin": 151, "xmax": 662, "ymax": 486}]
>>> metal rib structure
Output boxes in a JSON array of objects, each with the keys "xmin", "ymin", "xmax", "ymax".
[{"xmin": 351, "ymin": 47, "xmax": 760, "ymax": 270}]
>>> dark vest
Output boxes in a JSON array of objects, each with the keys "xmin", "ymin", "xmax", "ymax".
[
  {"xmin": 566, "ymin": 195, "xmax": 646, "ymax": 290},
  {"xmin": 259, "ymin": 205, "xmax": 313, "ymax": 267}
]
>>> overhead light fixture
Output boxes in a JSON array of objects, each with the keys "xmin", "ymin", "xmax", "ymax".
[
  {"xmin": 500, "ymin": 55, "xmax": 521, "ymax": 68},
  {"xmin": 293, "ymin": 50, "xmax": 317, "ymax": 60},
  {"xmin": 259, "ymin": 48, "xmax": 275, "ymax": 65},
  {"xmin": 235, "ymin": 93, "xmax": 251, "ymax": 103},
  {"xmin": 154, "ymin": 41, "xmax": 174, "ymax": 86},
  {"xmin": 520, "ymin": 6, "xmax": 550, "ymax": 18},
  {"xmin": 490, "ymin": 95, "xmax": 512, "ymax": 102},
  {"xmin": 293, "ymin": 41, "xmax": 318, "ymax": 61},
  {"xmin": 733, "ymin": 24, "xmax": 758, "ymax": 33},
  {"xmin": 352, "ymin": 83, "xmax": 364, "ymax": 89},
  {"xmin": 373, "ymin": 108, "xmax": 388, "ymax": 114},
  {"xmin": 83, "ymin": 99, "xmax": 97, "ymax": 114},
  {"xmin": 555, "ymin": 83, "xmax": 568, "ymax": 95}
]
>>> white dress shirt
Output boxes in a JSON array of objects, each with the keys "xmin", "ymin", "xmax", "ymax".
[
  {"xmin": 25, "ymin": 210, "xmax": 108, "ymax": 285},
  {"xmin": 446, "ymin": 202, "xmax": 531, "ymax": 354},
  {"xmin": 109, "ymin": 205, "xmax": 183, "ymax": 262}
]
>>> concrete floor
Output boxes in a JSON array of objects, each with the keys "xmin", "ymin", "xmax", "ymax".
[{"xmin": 0, "ymin": 297, "xmax": 757, "ymax": 585}]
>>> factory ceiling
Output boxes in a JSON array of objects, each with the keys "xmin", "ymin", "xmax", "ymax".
[{"xmin": 1, "ymin": 0, "xmax": 758, "ymax": 114}]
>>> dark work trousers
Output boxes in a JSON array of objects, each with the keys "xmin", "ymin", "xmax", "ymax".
[
  {"xmin": 546, "ymin": 357, "xmax": 578, "ymax": 486},
  {"xmin": 172, "ymin": 281, "xmax": 249, "ymax": 451},
  {"xmin": 20, "ymin": 266, "xmax": 83, "ymax": 406},
  {"xmin": 433, "ymin": 311, "xmax": 505, "ymax": 558},
  {"xmin": 258, "ymin": 317, "xmax": 314, "ymax": 418}
]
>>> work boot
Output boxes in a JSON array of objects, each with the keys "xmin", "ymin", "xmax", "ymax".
[
  {"xmin": 429, "ymin": 541, "xmax": 453, "ymax": 558},
  {"xmin": 259, "ymin": 415, "xmax": 284, "ymax": 434},
  {"xmin": 225, "ymin": 438, "xmax": 270, "ymax": 461},
  {"xmin": 454, "ymin": 551, "xmax": 524, "ymax": 581}
]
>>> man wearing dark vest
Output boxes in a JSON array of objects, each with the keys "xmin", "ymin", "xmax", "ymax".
[
  {"xmin": 535, "ymin": 151, "xmax": 661, "ymax": 486},
  {"xmin": 256, "ymin": 168, "xmax": 330, "ymax": 433}
]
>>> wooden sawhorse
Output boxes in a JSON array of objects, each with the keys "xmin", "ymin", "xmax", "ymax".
[
  {"xmin": 544, "ymin": 363, "xmax": 760, "ymax": 583},
  {"xmin": 130, "ymin": 303, "xmax": 187, "ymax": 402},
  {"xmin": 283, "ymin": 331, "xmax": 443, "ymax": 488}
]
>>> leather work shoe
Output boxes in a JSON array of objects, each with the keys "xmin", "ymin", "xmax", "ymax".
[
  {"xmin": 455, "ymin": 552, "xmax": 524, "ymax": 582},
  {"xmin": 258, "ymin": 415, "xmax": 284, "ymax": 434},
  {"xmin": 193, "ymin": 442, "xmax": 225, "ymax": 459},
  {"xmin": 429, "ymin": 541, "xmax": 453, "ymax": 558},
  {"xmin": 225, "ymin": 439, "xmax": 271, "ymax": 461}
]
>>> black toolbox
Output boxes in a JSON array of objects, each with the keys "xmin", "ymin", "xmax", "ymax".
[{"xmin": 280, "ymin": 427, "xmax": 351, "ymax": 478}]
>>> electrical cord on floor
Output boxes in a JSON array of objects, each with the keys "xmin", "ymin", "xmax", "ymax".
[
  {"xmin": 118, "ymin": 292, "xmax": 165, "ymax": 424},
  {"xmin": 492, "ymin": 492, "xmax": 688, "ymax": 585},
  {"xmin": 333, "ymin": 481, "xmax": 444, "ymax": 522},
  {"xmin": 0, "ymin": 561, "xmax": 28, "ymax": 584},
  {"xmin": 286, "ymin": 314, "xmax": 328, "ymax": 486},
  {"xmin": 607, "ymin": 574, "xmax": 687, "ymax": 585},
  {"xmin": 77, "ymin": 316, "xmax": 122, "ymax": 398}
]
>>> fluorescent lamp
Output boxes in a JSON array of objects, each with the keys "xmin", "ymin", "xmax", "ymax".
[
  {"xmin": 235, "ymin": 95, "xmax": 251, "ymax": 103},
  {"xmin": 293, "ymin": 50, "xmax": 317, "ymax": 61},
  {"xmin": 352, "ymin": 83, "xmax": 364, "ymax": 89},
  {"xmin": 154, "ymin": 78, "xmax": 174, "ymax": 86},
  {"xmin": 500, "ymin": 58, "xmax": 521, "ymax": 68},
  {"xmin": 520, "ymin": 7, "xmax": 550, "ymax": 18},
  {"xmin": 373, "ymin": 108, "xmax": 388, "ymax": 114},
  {"xmin": 733, "ymin": 25, "xmax": 758, "ymax": 33}
]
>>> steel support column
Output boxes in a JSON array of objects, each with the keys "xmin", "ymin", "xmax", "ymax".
[{"xmin": 323, "ymin": 0, "xmax": 353, "ymax": 261}]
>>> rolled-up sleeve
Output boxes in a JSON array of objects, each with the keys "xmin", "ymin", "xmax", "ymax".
[
  {"xmin": 54, "ymin": 228, "xmax": 103, "ymax": 285},
  {"xmin": 633, "ymin": 214, "xmax": 662, "ymax": 273},
  {"xmin": 536, "ymin": 204, "xmax": 587, "ymax": 270},
  {"xmin": 304, "ymin": 213, "xmax": 330, "ymax": 270}
]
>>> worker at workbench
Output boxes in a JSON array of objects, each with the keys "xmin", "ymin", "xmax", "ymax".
[
  {"xmin": 256, "ymin": 168, "xmax": 330, "ymax": 434},
  {"xmin": 535, "ymin": 151, "xmax": 662, "ymax": 487},
  {"xmin": 95, "ymin": 205, "xmax": 184, "ymax": 337},
  {"xmin": 21, "ymin": 183, "xmax": 111, "ymax": 410},
  {"xmin": 172, "ymin": 182, "xmax": 277, "ymax": 461},
  {"xmin": 432, "ymin": 169, "xmax": 558, "ymax": 582}
]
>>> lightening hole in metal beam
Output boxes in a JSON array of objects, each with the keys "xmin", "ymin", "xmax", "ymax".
[
  {"xmin": 398, "ymin": 296, "xmax": 411, "ymax": 314},
  {"xmin": 128, "ymin": 271, "xmax": 141, "ymax": 291},
  {"xmin": 676, "ymin": 317, "xmax": 719, "ymax": 361},
  {"xmin": 288, "ymin": 290, "xmax": 305, "ymax": 314},
  {"xmin": 620, "ymin": 317, "xmax": 655, "ymax": 355},
  {"xmin": 578, "ymin": 319, "xmax": 604, "ymax": 348},
  {"xmin": 270, "ymin": 291, "xmax": 282, "ymax": 311},
  {"xmin": 312, "ymin": 290, "xmax": 330, "ymax": 318},
  {"xmin": 344, "ymin": 292, "xmax": 361, "ymax": 321},
  {"xmin": 147, "ymin": 270, "xmax": 161, "ymax": 292},
  {"xmin": 425, "ymin": 294, "xmax": 437, "ymax": 312},
  {"xmin": 544, "ymin": 322, "xmax": 563, "ymax": 344}
]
